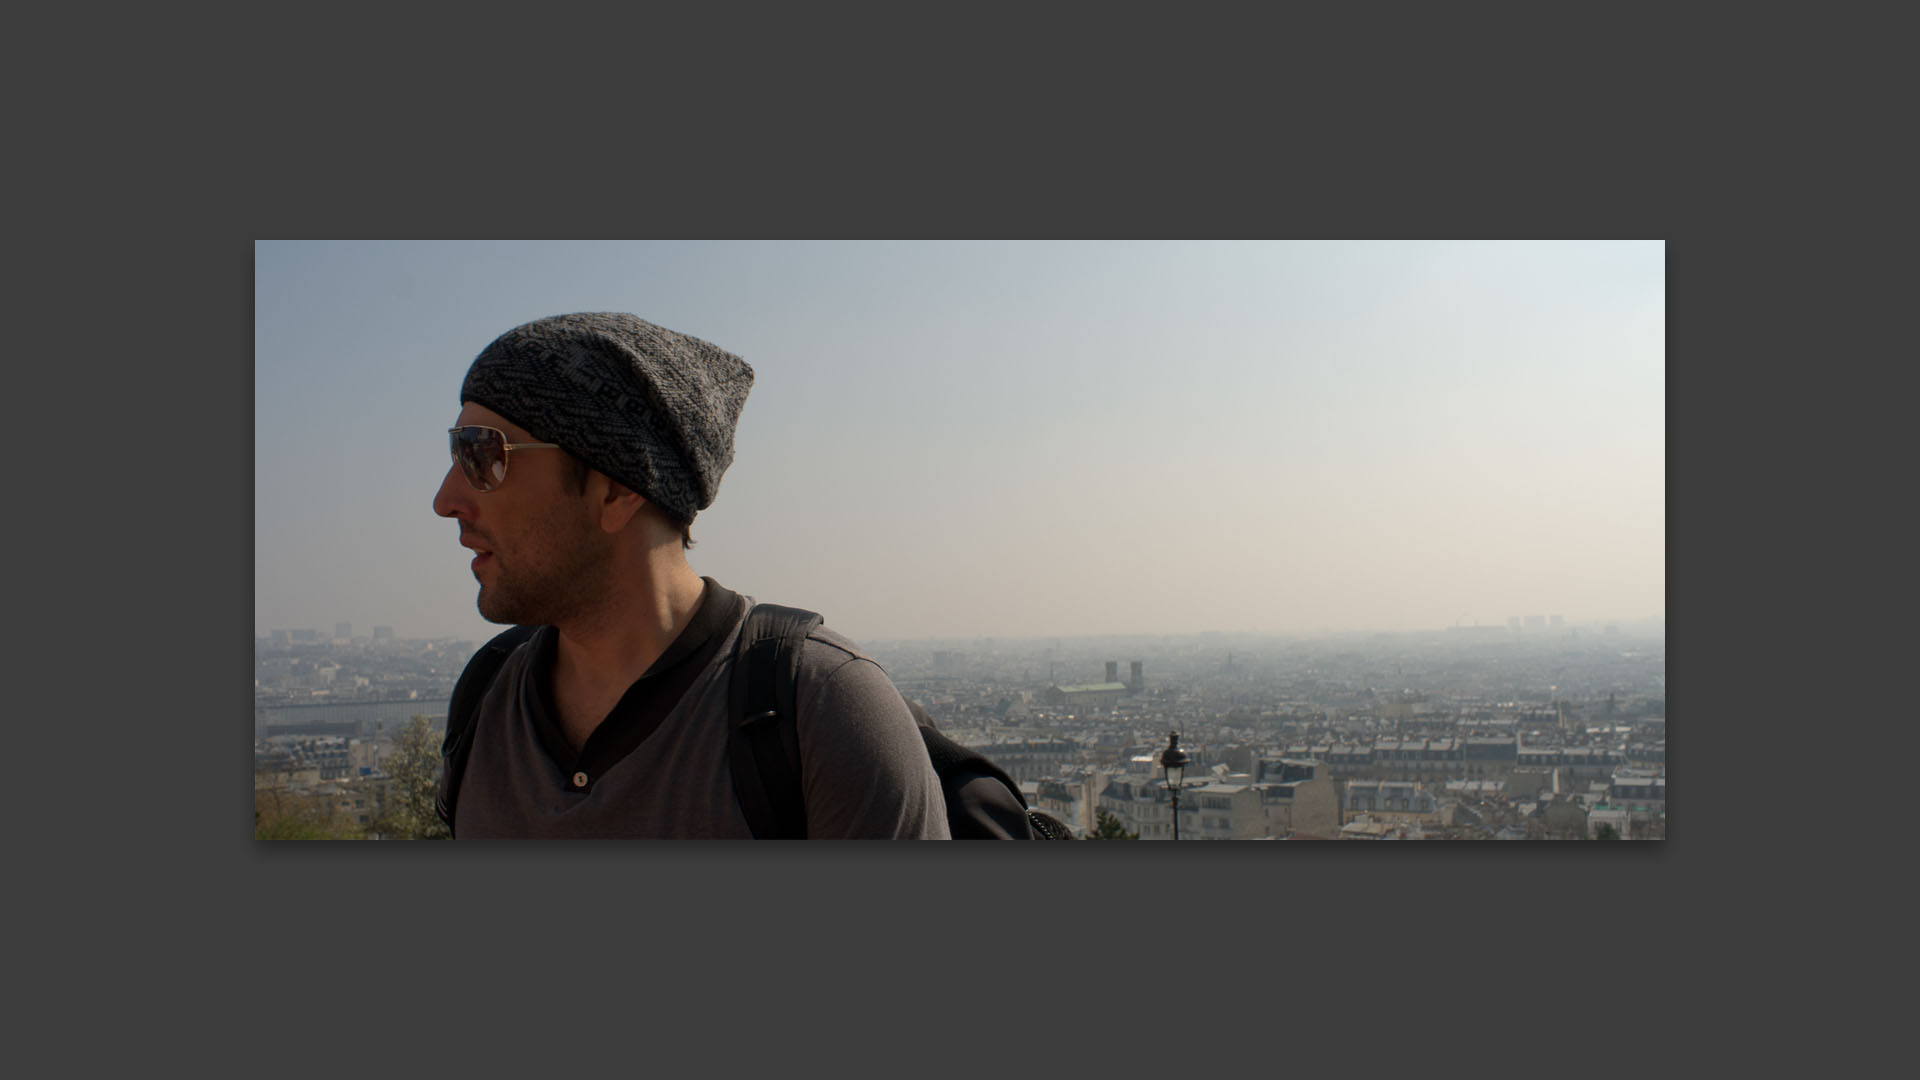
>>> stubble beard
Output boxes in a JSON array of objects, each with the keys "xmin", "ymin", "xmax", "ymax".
[{"xmin": 474, "ymin": 515, "xmax": 613, "ymax": 628}]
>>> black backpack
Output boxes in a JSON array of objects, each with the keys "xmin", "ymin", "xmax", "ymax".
[{"xmin": 436, "ymin": 604, "xmax": 1074, "ymax": 839}]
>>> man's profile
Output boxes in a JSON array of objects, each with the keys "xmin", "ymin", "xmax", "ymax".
[{"xmin": 431, "ymin": 312, "xmax": 949, "ymax": 838}]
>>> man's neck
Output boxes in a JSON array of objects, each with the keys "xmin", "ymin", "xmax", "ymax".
[{"xmin": 547, "ymin": 559, "xmax": 706, "ymax": 745}]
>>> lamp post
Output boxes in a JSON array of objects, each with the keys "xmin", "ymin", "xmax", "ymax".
[{"xmin": 1160, "ymin": 730, "xmax": 1190, "ymax": 840}]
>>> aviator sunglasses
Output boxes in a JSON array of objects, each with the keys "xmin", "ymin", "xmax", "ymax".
[{"xmin": 448, "ymin": 425, "xmax": 560, "ymax": 492}]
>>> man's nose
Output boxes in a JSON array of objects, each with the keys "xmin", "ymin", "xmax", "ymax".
[{"xmin": 432, "ymin": 463, "xmax": 469, "ymax": 520}]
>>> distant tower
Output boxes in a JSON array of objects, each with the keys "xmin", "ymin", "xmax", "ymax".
[
  {"xmin": 1106, "ymin": 661, "xmax": 1119, "ymax": 684},
  {"xmin": 335, "ymin": 621, "xmax": 351, "ymax": 640},
  {"xmin": 1130, "ymin": 660, "xmax": 1143, "ymax": 691},
  {"xmin": 373, "ymin": 626, "xmax": 394, "ymax": 641}
]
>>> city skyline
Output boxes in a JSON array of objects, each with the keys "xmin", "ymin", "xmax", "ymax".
[
  {"xmin": 255, "ymin": 240, "xmax": 1664, "ymax": 643},
  {"xmin": 257, "ymin": 604, "xmax": 1665, "ymax": 842}
]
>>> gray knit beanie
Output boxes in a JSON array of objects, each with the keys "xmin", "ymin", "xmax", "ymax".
[{"xmin": 460, "ymin": 312, "xmax": 754, "ymax": 522}]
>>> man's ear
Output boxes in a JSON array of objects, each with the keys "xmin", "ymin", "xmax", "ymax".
[{"xmin": 593, "ymin": 474, "xmax": 647, "ymax": 534}]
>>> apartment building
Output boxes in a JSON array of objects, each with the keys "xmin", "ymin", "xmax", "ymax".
[
  {"xmin": 1186, "ymin": 782, "xmax": 1263, "ymax": 840},
  {"xmin": 1607, "ymin": 773, "xmax": 1666, "ymax": 811},
  {"xmin": 969, "ymin": 738, "xmax": 1081, "ymax": 783},
  {"xmin": 1343, "ymin": 780, "xmax": 1441, "ymax": 824},
  {"xmin": 1254, "ymin": 758, "xmax": 1340, "ymax": 838}
]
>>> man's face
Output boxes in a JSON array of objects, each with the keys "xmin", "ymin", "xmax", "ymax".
[{"xmin": 432, "ymin": 402, "xmax": 611, "ymax": 626}]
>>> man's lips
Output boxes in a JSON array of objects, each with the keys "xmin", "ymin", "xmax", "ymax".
[{"xmin": 460, "ymin": 536, "xmax": 494, "ymax": 571}]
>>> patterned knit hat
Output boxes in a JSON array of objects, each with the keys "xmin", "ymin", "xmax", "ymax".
[{"xmin": 460, "ymin": 312, "xmax": 754, "ymax": 521}]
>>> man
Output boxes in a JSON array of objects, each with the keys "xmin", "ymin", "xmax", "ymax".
[{"xmin": 431, "ymin": 312, "xmax": 949, "ymax": 838}]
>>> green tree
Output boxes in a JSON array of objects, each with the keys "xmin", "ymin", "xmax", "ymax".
[
  {"xmin": 370, "ymin": 714, "xmax": 452, "ymax": 839},
  {"xmin": 1088, "ymin": 809, "xmax": 1139, "ymax": 840},
  {"xmin": 1594, "ymin": 822, "xmax": 1621, "ymax": 840},
  {"xmin": 254, "ymin": 787, "xmax": 364, "ymax": 840}
]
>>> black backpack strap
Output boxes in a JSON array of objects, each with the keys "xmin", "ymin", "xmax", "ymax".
[
  {"xmin": 727, "ymin": 604, "xmax": 821, "ymax": 839},
  {"xmin": 436, "ymin": 624, "xmax": 539, "ymax": 835}
]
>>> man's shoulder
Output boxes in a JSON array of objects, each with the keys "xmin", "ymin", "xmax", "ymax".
[
  {"xmin": 734, "ymin": 595, "xmax": 874, "ymax": 668},
  {"xmin": 799, "ymin": 623, "xmax": 873, "ymax": 668},
  {"xmin": 756, "ymin": 611, "xmax": 899, "ymax": 712},
  {"xmin": 457, "ymin": 624, "xmax": 547, "ymax": 688}
]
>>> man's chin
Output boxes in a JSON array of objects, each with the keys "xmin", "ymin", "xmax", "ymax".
[{"xmin": 476, "ymin": 589, "xmax": 527, "ymax": 626}]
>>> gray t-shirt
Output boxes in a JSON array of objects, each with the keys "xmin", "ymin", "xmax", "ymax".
[{"xmin": 453, "ymin": 591, "xmax": 950, "ymax": 838}]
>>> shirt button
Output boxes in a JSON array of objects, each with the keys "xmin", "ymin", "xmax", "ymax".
[{"xmin": 572, "ymin": 772, "xmax": 589, "ymax": 789}]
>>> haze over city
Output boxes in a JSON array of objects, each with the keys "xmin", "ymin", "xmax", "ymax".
[{"xmin": 254, "ymin": 240, "xmax": 1663, "ymax": 645}]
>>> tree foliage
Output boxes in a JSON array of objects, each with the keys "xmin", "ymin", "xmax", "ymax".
[
  {"xmin": 1594, "ymin": 822, "xmax": 1621, "ymax": 840},
  {"xmin": 370, "ymin": 714, "xmax": 452, "ymax": 839},
  {"xmin": 254, "ymin": 787, "xmax": 364, "ymax": 840},
  {"xmin": 1088, "ymin": 809, "xmax": 1139, "ymax": 840}
]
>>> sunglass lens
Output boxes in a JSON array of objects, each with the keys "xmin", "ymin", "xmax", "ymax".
[{"xmin": 451, "ymin": 427, "xmax": 508, "ymax": 491}]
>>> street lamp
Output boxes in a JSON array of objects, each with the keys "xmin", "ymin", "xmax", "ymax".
[{"xmin": 1160, "ymin": 730, "xmax": 1190, "ymax": 840}]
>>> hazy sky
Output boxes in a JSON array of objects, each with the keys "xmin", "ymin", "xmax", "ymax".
[{"xmin": 255, "ymin": 240, "xmax": 1664, "ymax": 644}]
